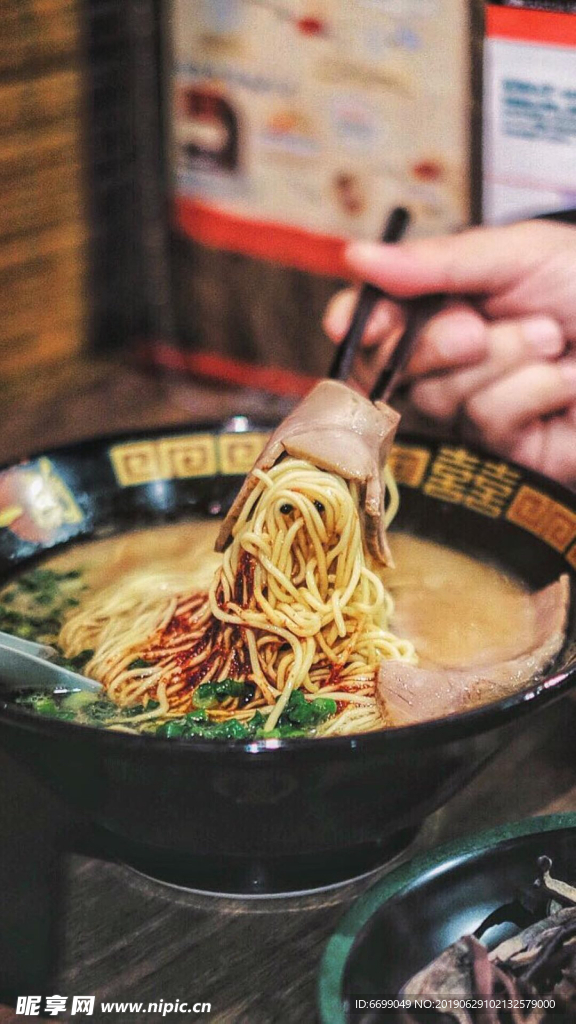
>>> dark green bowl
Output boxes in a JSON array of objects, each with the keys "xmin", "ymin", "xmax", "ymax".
[{"xmin": 318, "ymin": 813, "xmax": 576, "ymax": 1023}]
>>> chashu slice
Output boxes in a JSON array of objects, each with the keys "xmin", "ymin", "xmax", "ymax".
[
  {"xmin": 215, "ymin": 380, "xmax": 400, "ymax": 565},
  {"xmin": 377, "ymin": 574, "xmax": 570, "ymax": 726}
]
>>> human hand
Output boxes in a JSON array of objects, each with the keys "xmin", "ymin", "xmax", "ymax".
[{"xmin": 324, "ymin": 220, "xmax": 576, "ymax": 484}]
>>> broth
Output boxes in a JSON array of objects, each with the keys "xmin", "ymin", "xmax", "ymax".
[
  {"xmin": 385, "ymin": 533, "xmax": 532, "ymax": 669},
  {"xmin": 0, "ymin": 521, "xmax": 533, "ymax": 737}
]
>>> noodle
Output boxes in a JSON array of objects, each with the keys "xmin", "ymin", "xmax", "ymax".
[{"xmin": 59, "ymin": 459, "xmax": 416, "ymax": 737}]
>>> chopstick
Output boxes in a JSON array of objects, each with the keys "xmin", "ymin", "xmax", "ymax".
[
  {"xmin": 369, "ymin": 294, "xmax": 445, "ymax": 403},
  {"xmin": 328, "ymin": 206, "xmax": 410, "ymax": 383}
]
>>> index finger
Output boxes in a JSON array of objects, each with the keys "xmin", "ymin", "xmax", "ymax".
[{"xmin": 344, "ymin": 221, "xmax": 551, "ymax": 299}]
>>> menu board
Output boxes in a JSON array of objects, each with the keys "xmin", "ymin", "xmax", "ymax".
[
  {"xmin": 484, "ymin": 2, "xmax": 576, "ymax": 223},
  {"xmin": 170, "ymin": 0, "xmax": 472, "ymax": 275}
]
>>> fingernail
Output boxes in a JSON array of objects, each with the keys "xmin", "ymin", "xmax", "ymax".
[
  {"xmin": 560, "ymin": 361, "xmax": 576, "ymax": 387},
  {"xmin": 521, "ymin": 317, "xmax": 564, "ymax": 357}
]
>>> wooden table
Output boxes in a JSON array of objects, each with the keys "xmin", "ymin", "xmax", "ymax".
[{"xmin": 1, "ymin": 358, "xmax": 575, "ymax": 1024}]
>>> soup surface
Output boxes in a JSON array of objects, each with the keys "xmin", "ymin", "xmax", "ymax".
[
  {"xmin": 385, "ymin": 533, "xmax": 533, "ymax": 669},
  {"xmin": 0, "ymin": 521, "xmax": 533, "ymax": 738}
]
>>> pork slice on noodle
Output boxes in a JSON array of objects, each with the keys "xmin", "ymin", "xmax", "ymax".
[{"xmin": 216, "ymin": 380, "xmax": 400, "ymax": 565}]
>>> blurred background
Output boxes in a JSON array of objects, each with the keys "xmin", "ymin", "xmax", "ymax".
[
  {"xmin": 2, "ymin": 0, "xmax": 574, "ymax": 458},
  {"xmin": 2, "ymin": 0, "xmax": 85, "ymax": 377}
]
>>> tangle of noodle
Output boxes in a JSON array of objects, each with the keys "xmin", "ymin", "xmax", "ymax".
[{"xmin": 59, "ymin": 459, "xmax": 416, "ymax": 737}]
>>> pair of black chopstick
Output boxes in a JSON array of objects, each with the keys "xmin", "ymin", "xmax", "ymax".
[{"xmin": 328, "ymin": 207, "xmax": 443, "ymax": 403}]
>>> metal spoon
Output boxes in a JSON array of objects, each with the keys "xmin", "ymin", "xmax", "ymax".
[{"xmin": 0, "ymin": 630, "xmax": 102, "ymax": 693}]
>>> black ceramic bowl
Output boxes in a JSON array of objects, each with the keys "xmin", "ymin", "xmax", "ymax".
[
  {"xmin": 318, "ymin": 812, "xmax": 576, "ymax": 1023},
  {"xmin": 0, "ymin": 422, "xmax": 576, "ymax": 895}
]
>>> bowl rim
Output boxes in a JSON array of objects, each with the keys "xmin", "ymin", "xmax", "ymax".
[
  {"xmin": 316, "ymin": 811, "xmax": 576, "ymax": 1024},
  {"xmin": 3, "ymin": 416, "xmax": 576, "ymax": 509},
  {"xmin": 1, "ymin": 656, "xmax": 575, "ymax": 757},
  {"xmin": 5, "ymin": 417, "xmax": 576, "ymax": 514},
  {"xmin": 0, "ymin": 423, "xmax": 575, "ymax": 756}
]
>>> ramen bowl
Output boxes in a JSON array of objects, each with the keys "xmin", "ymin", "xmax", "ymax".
[
  {"xmin": 0, "ymin": 421, "xmax": 575, "ymax": 895},
  {"xmin": 318, "ymin": 813, "xmax": 576, "ymax": 1023}
]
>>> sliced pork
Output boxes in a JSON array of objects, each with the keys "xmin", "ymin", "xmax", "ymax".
[
  {"xmin": 378, "ymin": 574, "xmax": 570, "ymax": 726},
  {"xmin": 216, "ymin": 380, "xmax": 400, "ymax": 565}
]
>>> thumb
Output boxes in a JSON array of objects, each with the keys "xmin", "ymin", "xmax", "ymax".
[{"xmin": 345, "ymin": 222, "xmax": 545, "ymax": 299}]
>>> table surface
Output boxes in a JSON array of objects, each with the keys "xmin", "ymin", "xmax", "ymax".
[{"xmin": 1, "ymin": 357, "xmax": 575, "ymax": 1024}]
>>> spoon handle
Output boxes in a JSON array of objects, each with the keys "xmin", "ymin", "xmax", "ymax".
[
  {"xmin": 0, "ymin": 631, "xmax": 102, "ymax": 693},
  {"xmin": 0, "ymin": 629, "xmax": 57, "ymax": 660},
  {"xmin": 0, "ymin": 646, "xmax": 101, "ymax": 693}
]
